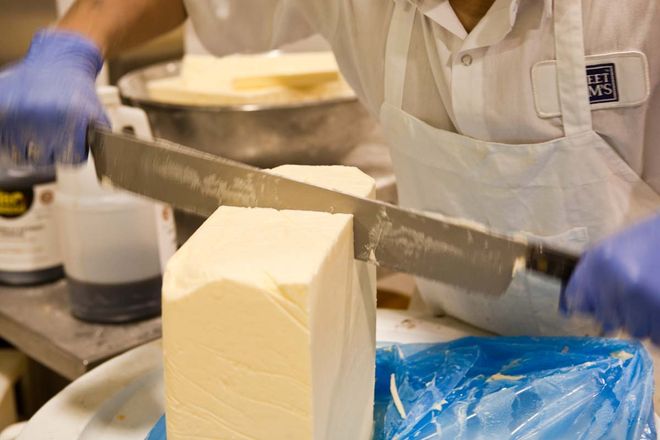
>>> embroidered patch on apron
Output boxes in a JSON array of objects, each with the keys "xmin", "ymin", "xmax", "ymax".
[
  {"xmin": 587, "ymin": 63, "xmax": 618, "ymax": 104},
  {"xmin": 532, "ymin": 52, "xmax": 649, "ymax": 118}
]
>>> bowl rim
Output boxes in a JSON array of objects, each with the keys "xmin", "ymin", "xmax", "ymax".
[{"xmin": 117, "ymin": 60, "xmax": 359, "ymax": 113}]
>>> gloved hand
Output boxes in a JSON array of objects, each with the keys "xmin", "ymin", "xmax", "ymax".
[
  {"xmin": 0, "ymin": 30, "xmax": 109, "ymax": 165},
  {"xmin": 561, "ymin": 214, "xmax": 660, "ymax": 344}
]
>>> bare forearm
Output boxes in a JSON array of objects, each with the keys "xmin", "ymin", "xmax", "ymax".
[{"xmin": 56, "ymin": 0, "xmax": 187, "ymax": 58}]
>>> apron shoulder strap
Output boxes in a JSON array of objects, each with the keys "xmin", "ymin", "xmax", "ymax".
[
  {"xmin": 553, "ymin": 0, "xmax": 593, "ymax": 135},
  {"xmin": 384, "ymin": 0, "xmax": 416, "ymax": 108}
]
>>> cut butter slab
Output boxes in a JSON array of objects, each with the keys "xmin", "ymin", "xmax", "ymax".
[
  {"xmin": 148, "ymin": 53, "xmax": 354, "ymax": 106},
  {"xmin": 233, "ymin": 71, "xmax": 339, "ymax": 91},
  {"xmin": 163, "ymin": 165, "xmax": 376, "ymax": 440}
]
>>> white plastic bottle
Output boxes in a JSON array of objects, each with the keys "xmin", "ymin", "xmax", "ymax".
[{"xmin": 55, "ymin": 86, "xmax": 177, "ymax": 322}]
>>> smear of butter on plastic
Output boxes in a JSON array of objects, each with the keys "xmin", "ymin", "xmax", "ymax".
[
  {"xmin": 390, "ymin": 374, "xmax": 407, "ymax": 419},
  {"xmin": 611, "ymin": 350, "xmax": 634, "ymax": 361},
  {"xmin": 431, "ymin": 399, "xmax": 448, "ymax": 412},
  {"xmin": 487, "ymin": 373, "xmax": 525, "ymax": 382}
]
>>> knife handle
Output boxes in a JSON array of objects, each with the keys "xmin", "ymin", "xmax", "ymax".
[{"xmin": 526, "ymin": 245, "xmax": 580, "ymax": 287}]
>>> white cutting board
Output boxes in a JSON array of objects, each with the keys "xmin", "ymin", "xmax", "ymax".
[
  {"xmin": 18, "ymin": 311, "xmax": 660, "ymax": 439},
  {"xmin": 18, "ymin": 341, "xmax": 164, "ymax": 440}
]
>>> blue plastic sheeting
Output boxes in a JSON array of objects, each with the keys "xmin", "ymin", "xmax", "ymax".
[
  {"xmin": 375, "ymin": 337, "xmax": 656, "ymax": 440},
  {"xmin": 147, "ymin": 337, "xmax": 656, "ymax": 440},
  {"xmin": 147, "ymin": 415, "xmax": 166, "ymax": 440}
]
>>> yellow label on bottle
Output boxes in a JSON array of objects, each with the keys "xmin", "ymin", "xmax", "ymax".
[{"xmin": 0, "ymin": 191, "xmax": 29, "ymax": 217}]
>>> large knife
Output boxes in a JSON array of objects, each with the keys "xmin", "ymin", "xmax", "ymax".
[{"xmin": 88, "ymin": 126, "xmax": 579, "ymax": 296}]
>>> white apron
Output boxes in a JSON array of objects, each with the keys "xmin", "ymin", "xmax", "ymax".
[{"xmin": 381, "ymin": 0, "xmax": 660, "ymax": 336}]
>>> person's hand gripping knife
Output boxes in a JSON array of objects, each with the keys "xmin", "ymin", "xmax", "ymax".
[
  {"xmin": 0, "ymin": 0, "xmax": 187, "ymax": 166},
  {"xmin": 562, "ymin": 214, "xmax": 660, "ymax": 345},
  {"xmin": 0, "ymin": 30, "xmax": 109, "ymax": 165}
]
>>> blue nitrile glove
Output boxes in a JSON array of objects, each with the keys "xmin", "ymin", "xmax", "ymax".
[
  {"xmin": 0, "ymin": 30, "xmax": 109, "ymax": 165},
  {"xmin": 561, "ymin": 214, "xmax": 660, "ymax": 344}
]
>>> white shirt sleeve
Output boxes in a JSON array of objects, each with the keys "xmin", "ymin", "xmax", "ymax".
[{"xmin": 183, "ymin": 0, "xmax": 338, "ymax": 56}]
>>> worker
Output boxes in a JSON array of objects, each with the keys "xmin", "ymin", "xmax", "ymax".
[{"xmin": 0, "ymin": 0, "xmax": 658, "ymax": 343}]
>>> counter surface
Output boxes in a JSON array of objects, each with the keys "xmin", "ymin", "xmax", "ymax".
[{"xmin": 0, "ymin": 280, "xmax": 161, "ymax": 380}]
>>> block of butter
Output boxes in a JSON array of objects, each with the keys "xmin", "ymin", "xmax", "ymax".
[
  {"xmin": 162, "ymin": 165, "xmax": 376, "ymax": 440},
  {"xmin": 147, "ymin": 53, "xmax": 355, "ymax": 106}
]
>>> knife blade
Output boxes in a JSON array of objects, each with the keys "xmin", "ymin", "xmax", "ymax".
[{"xmin": 88, "ymin": 126, "xmax": 579, "ymax": 296}]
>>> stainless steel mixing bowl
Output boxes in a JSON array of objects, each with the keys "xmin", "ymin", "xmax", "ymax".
[{"xmin": 117, "ymin": 61, "xmax": 377, "ymax": 168}]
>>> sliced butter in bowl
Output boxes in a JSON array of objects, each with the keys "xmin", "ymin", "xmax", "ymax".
[
  {"xmin": 233, "ymin": 70, "xmax": 339, "ymax": 91},
  {"xmin": 147, "ymin": 52, "xmax": 353, "ymax": 106}
]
